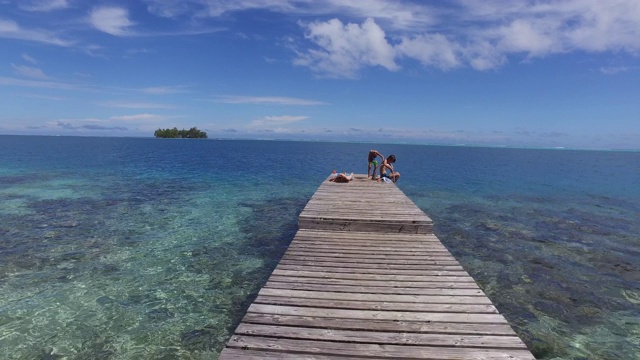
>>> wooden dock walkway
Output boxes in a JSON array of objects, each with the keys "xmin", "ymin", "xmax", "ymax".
[{"xmin": 219, "ymin": 174, "xmax": 534, "ymax": 359}]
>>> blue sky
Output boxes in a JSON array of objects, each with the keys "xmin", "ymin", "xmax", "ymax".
[{"xmin": 1, "ymin": 0, "xmax": 639, "ymax": 149}]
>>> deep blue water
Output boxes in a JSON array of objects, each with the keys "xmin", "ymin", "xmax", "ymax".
[{"xmin": 0, "ymin": 135, "xmax": 639, "ymax": 359}]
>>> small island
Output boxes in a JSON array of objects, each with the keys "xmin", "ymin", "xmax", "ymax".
[{"xmin": 154, "ymin": 127, "xmax": 208, "ymax": 138}]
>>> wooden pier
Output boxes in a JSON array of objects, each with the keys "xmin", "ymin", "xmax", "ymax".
[{"xmin": 219, "ymin": 175, "xmax": 534, "ymax": 359}]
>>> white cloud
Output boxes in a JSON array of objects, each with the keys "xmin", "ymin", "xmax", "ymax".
[
  {"xmin": 101, "ymin": 101, "xmax": 175, "ymax": 109},
  {"xmin": 90, "ymin": 6, "xmax": 134, "ymax": 36},
  {"xmin": 295, "ymin": 18, "xmax": 398, "ymax": 78},
  {"xmin": 214, "ymin": 95, "xmax": 327, "ymax": 105},
  {"xmin": 11, "ymin": 64, "xmax": 50, "ymax": 79},
  {"xmin": 0, "ymin": 19, "xmax": 20, "ymax": 33},
  {"xmin": 144, "ymin": 0, "xmax": 434, "ymax": 30},
  {"xmin": 0, "ymin": 18, "xmax": 72, "ymax": 46},
  {"xmin": 460, "ymin": 0, "xmax": 640, "ymax": 57},
  {"xmin": 20, "ymin": 0, "xmax": 69, "ymax": 12},
  {"xmin": 141, "ymin": 86, "xmax": 188, "ymax": 94},
  {"xmin": 494, "ymin": 19, "xmax": 562, "ymax": 57},
  {"xmin": 19, "ymin": 93, "xmax": 65, "ymax": 101},
  {"xmin": 38, "ymin": 114, "xmax": 171, "ymax": 133},
  {"xmin": 325, "ymin": 0, "xmax": 436, "ymax": 30},
  {"xmin": 5, "ymin": 0, "xmax": 637, "ymax": 80},
  {"xmin": 22, "ymin": 54, "xmax": 38, "ymax": 64},
  {"xmin": 110, "ymin": 113, "xmax": 163, "ymax": 122},
  {"xmin": 396, "ymin": 33, "xmax": 461, "ymax": 70},
  {"xmin": 0, "ymin": 76, "xmax": 77, "ymax": 90},
  {"xmin": 295, "ymin": 1, "xmax": 640, "ymax": 76},
  {"xmin": 264, "ymin": 115, "xmax": 307, "ymax": 123},
  {"xmin": 144, "ymin": 0, "xmax": 303, "ymax": 18},
  {"xmin": 599, "ymin": 65, "xmax": 634, "ymax": 74},
  {"xmin": 561, "ymin": 1, "xmax": 640, "ymax": 53},
  {"xmin": 52, "ymin": 119, "xmax": 128, "ymax": 131},
  {"xmin": 250, "ymin": 115, "xmax": 308, "ymax": 127},
  {"xmin": 139, "ymin": 1, "xmax": 640, "ymax": 76},
  {"xmin": 463, "ymin": 40, "xmax": 507, "ymax": 71}
]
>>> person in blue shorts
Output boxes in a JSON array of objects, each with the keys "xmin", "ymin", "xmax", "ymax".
[
  {"xmin": 379, "ymin": 154, "xmax": 400, "ymax": 183},
  {"xmin": 367, "ymin": 149, "xmax": 384, "ymax": 179}
]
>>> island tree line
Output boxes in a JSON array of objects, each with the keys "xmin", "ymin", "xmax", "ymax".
[{"xmin": 154, "ymin": 127, "xmax": 208, "ymax": 138}]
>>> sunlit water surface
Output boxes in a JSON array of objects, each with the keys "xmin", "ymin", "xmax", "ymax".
[{"xmin": 0, "ymin": 136, "xmax": 638, "ymax": 359}]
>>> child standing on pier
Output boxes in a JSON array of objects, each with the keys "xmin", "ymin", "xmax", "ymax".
[{"xmin": 367, "ymin": 149, "xmax": 384, "ymax": 179}]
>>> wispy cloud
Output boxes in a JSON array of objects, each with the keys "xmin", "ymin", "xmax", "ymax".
[
  {"xmin": 11, "ymin": 64, "xmax": 50, "ymax": 80},
  {"xmin": 42, "ymin": 113, "xmax": 170, "ymax": 133},
  {"xmin": 19, "ymin": 93, "xmax": 65, "ymax": 101},
  {"xmin": 101, "ymin": 101, "xmax": 175, "ymax": 109},
  {"xmin": 599, "ymin": 66, "xmax": 634, "ymax": 75},
  {"xmin": 141, "ymin": 86, "xmax": 189, "ymax": 94},
  {"xmin": 0, "ymin": 76, "xmax": 190, "ymax": 98},
  {"xmin": 0, "ymin": 18, "xmax": 73, "ymax": 46},
  {"xmin": 250, "ymin": 115, "xmax": 309, "ymax": 127},
  {"xmin": 144, "ymin": 0, "xmax": 435, "ymax": 30},
  {"xmin": 110, "ymin": 113, "xmax": 164, "ymax": 122},
  {"xmin": 20, "ymin": 0, "xmax": 69, "ymax": 12},
  {"xmin": 215, "ymin": 95, "xmax": 327, "ymax": 105},
  {"xmin": 0, "ymin": 76, "xmax": 78, "ymax": 90},
  {"xmin": 22, "ymin": 54, "xmax": 38, "ymax": 64},
  {"xmin": 54, "ymin": 120, "xmax": 128, "ymax": 131},
  {"xmin": 90, "ymin": 6, "xmax": 134, "ymax": 36}
]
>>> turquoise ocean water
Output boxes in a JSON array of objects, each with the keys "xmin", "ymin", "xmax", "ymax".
[{"xmin": 0, "ymin": 135, "xmax": 638, "ymax": 359}]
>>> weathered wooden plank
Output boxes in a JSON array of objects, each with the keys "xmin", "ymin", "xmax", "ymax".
[
  {"xmin": 278, "ymin": 259, "xmax": 465, "ymax": 271},
  {"xmin": 254, "ymin": 295, "xmax": 498, "ymax": 313},
  {"xmin": 284, "ymin": 246, "xmax": 451, "ymax": 256},
  {"xmin": 258, "ymin": 288, "xmax": 492, "ymax": 304},
  {"xmin": 267, "ymin": 276, "xmax": 479, "ymax": 288},
  {"xmin": 299, "ymin": 211, "xmax": 431, "ymax": 219},
  {"xmin": 219, "ymin": 348, "xmax": 361, "ymax": 359},
  {"xmin": 299, "ymin": 211, "xmax": 430, "ymax": 219},
  {"xmin": 291, "ymin": 235, "xmax": 445, "ymax": 244},
  {"xmin": 298, "ymin": 220, "xmax": 433, "ymax": 234},
  {"xmin": 248, "ymin": 304, "xmax": 509, "ymax": 324},
  {"xmin": 292, "ymin": 235, "xmax": 440, "ymax": 244},
  {"xmin": 289, "ymin": 239, "xmax": 448, "ymax": 248},
  {"xmin": 235, "ymin": 323, "xmax": 527, "ymax": 349},
  {"xmin": 264, "ymin": 282, "xmax": 484, "ymax": 295},
  {"xmin": 271, "ymin": 270, "xmax": 477, "ymax": 283},
  {"xmin": 299, "ymin": 214, "xmax": 431, "ymax": 222},
  {"xmin": 226, "ymin": 336, "xmax": 535, "ymax": 359},
  {"xmin": 265, "ymin": 281, "xmax": 481, "ymax": 293},
  {"xmin": 276, "ymin": 264, "xmax": 467, "ymax": 276},
  {"xmin": 295, "ymin": 229, "xmax": 440, "ymax": 240},
  {"xmin": 288, "ymin": 242, "xmax": 449, "ymax": 251},
  {"xmin": 281, "ymin": 254, "xmax": 461, "ymax": 266},
  {"xmin": 286, "ymin": 246, "xmax": 450, "ymax": 255},
  {"xmin": 288, "ymin": 239, "xmax": 448, "ymax": 248},
  {"xmin": 283, "ymin": 251, "xmax": 456, "ymax": 260},
  {"xmin": 240, "ymin": 313, "xmax": 518, "ymax": 335}
]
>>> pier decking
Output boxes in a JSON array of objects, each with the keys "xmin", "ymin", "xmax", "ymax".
[{"xmin": 219, "ymin": 175, "xmax": 534, "ymax": 359}]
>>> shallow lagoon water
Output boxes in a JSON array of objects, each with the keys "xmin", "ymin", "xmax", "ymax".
[{"xmin": 0, "ymin": 136, "xmax": 638, "ymax": 359}]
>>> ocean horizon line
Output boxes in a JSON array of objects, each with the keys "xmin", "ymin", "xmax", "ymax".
[{"xmin": 1, "ymin": 133, "xmax": 638, "ymax": 153}]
